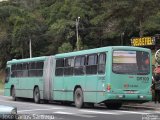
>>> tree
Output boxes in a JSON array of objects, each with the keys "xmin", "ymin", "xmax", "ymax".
[
  {"xmin": 1, "ymin": 0, "xmax": 160, "ymax": 69},
  {"xmin": 58, "ymin": 42, "xmax": 73, "ymax": 53}
]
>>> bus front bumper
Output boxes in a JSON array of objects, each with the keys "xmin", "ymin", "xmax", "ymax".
[{"xmin": 106, "ymin": 93, "xmax": 152, "ymax": 102}]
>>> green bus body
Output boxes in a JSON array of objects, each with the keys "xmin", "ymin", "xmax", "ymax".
[{"xmin": 4, "ymin": 46, "xmax": 152, "ymax": 108}]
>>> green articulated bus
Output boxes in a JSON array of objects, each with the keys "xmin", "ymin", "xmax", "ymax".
[{"xmin": 4, "ymin": 46, "xmax": 152, "ymax": 109}]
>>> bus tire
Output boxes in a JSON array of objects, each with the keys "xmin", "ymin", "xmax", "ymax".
[
  {"xmin": 105, "ymin": 102, "xmax": 122, "ymax": 109},
  {"xmin": 74, "ymin": 88, "xmax": 84, "ymax": 108},
  {"xmin": 11, "ymin": 87, "xmax": 16, "ymax": 101},
  {"xmin": 33, "ymin": 87, "xmax": 40, "ymax": 104}
]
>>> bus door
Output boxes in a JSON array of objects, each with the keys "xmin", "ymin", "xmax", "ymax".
[
  {"xmin": 11, "ymin": 64, "xmax": 20, "ymax": 96},
  {"xmin": 54, "ymin": 58, "xmax": 65, "ymax": 100},
  {"xmin": 96, "ymin": 53, "xmax": 107, "ymax": 103},
  {"xmin": 4, "ymin": 66, "xmax": 12, "ymax": 96},
  {"xmin": 85, "ymin": 54, "xmax": 99, "ymax": 102},
  {"xmin": 43, "ymin": 56, "xmax": 55, "ymax": 100}
]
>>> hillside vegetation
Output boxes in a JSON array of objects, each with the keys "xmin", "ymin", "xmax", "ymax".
[
  {"xmin": 0, "ymin": 0, "xmax": 160, "ymax": 69},
  {"xmin": 0, "ymin": 71, "xmax": 4, "ymax": 89}
]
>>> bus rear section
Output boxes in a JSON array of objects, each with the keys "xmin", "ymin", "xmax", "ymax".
[{"xmin": 105, "ymin": 49, "xmax": 152, "ymax": 109}]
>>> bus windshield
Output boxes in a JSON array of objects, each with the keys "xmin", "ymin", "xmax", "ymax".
[{"xmin": 112, "ymin": 50, "xmax": 150, "ymax": 75}]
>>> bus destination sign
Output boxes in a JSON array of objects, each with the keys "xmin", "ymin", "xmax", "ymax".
[{"xmin": 131, "ymin": 37, "xmax": 155, "ymax": 46}]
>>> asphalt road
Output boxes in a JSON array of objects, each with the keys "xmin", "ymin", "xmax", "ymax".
[{"xmin": 0, "ymin": 95, "xmax": 159, "ymax": 120}]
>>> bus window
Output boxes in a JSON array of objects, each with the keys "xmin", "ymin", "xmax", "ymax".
[
  {"xmin": 55, "ymin": 59, "xmax": 64, "ymax": 76},
  {"xmin": 86, "ymin": 54, "xmax": 98, "ymax": 74},
  {"xmin": 16, "ymin": 64, "xmax": 23, "ymax": 77},
  {"xmin": 22, "ymin": 63, "xmax": 28, "ymax": 77},
  {"xmin": 29, "ymin": 62, "xmax": 37, "ymax": 77},
  {"xmin": 112, "ymin": 50, "xmax": 149, "ymax": 75},
  {"xmin": 36, "ymin": 62, "xmax": 44, "ymax": 76},
  {"xmin": 74, "ymin": 56, "xmax": 85, "ymax": 75},
  {"xmin": 11, "ymin": 64, "xmax": 17, "ymax": 77},
  {"xmin": 98, "ymin": 53, "xmax": 106, "ymax": 74},
  {"xmin": 64, "ymin": 57, "xmax": 74, "ymax": 76},
  {"xmin": 5, "ymin": 67, "xmax": 10, "ymax": 83},
  {"xmin": 136, "ymin": 51, "xmax": 150, "ymax": 74}
]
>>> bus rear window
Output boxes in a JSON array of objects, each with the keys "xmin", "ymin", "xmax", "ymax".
[{"xmin": 112, "ymin": 50, "xmax": 150, "ymax": 75}]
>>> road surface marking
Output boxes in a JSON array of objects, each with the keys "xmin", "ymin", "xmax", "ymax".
[
  {"xmin": 113, "ymin": 110, "xmax": 149, "ymax": 114},
  {"xmin": 79, "ymin": 110, "xmax": 120, "ymax": 115},
  {"xmin": 54, "ymin": 112, "xmax": 74, "ymax": 115},
  {"xmin": 0, "ymin": 99, "xmax": 64, "ymax": 109},
  {"xmin": 18, "ymin": 108, "xmax": 64, "ymax": 113},
  {"xmin": 54, "ymin": 111, "xmax": 96, "ymax": 118}
]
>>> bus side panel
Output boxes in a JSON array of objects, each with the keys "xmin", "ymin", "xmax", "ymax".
[
  {"xmin": 53, "ymin": 76, "xmax": 64, "ymax": 100},
  {"xmin": 63, "ymin": 76, "xmax": 73, "ymax": 101},
  {"xmin": 84, "ymin": 75, "xmax": 97, "ymax": 102},
  {"xmin": 96, "ymin": 75, "xmax": 106, "ymax": 103},
  {"xmin": 16, "ymin": 77, "xmax": 43, "ymax": 99},
  {"xmin": 4, "ymin": 81, "xmax": 12, "ymax": 96},
  {"xmin": 10, "ymin": 78, "xmax": 20, "ymax": 97},
  {"xmin": 63, "ymin": 76, "xmax": 86, "ymax": 101}
]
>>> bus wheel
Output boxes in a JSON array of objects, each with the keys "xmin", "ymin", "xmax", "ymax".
[
  {"xmin": 74, "ymin": 88, "xmax": 84, "ymax": 108},
  {"xmin": 11, "ymin": 87, "xmax": 16, "ymax": 101},
  {"xmin": 33, "ymin": 87, "xmax": 40, "ymax": 104},
  {"xmin": 105, "ymin": 102, "xmax": 122, "ymax": 109}
]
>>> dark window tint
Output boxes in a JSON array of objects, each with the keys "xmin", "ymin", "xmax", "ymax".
[
  {"xmin": 112, "ymin": 51, "xmax": 150, "ymax": 75},
  {"xmin": 65, "ymin": 58, "xmax": 74, "ymax": 67},
  {"xmin": 28, "ymin": 62, "xmax": 44, "ymax": 77},
  {"xmin": 29, "ymin": 62, "xmax": 36, "ymax": 69},
  {"xmin": 98, "ymin": 53, "xmax": 106, "ymax": 74},
  {"xmin": 22, "ymin": 63, "xmax": 28, "ymax": 70},
  {"xmin": 11, "ymin": 71, "xmax": 17, "ymax": 78},
  {"xmin": 11, "ymin": 61, "xmax": 44, "ymax": 77},
  {"xmin": 75, "ymin": 57, "xmax": 81, "ymax": 67},
  {"xmin": 5, "ymin": 67, "xmax": 10, "ymax": 83},
  {"xmin": 55, "ymin": 68, "xmax": 64, "ymax": 76},
  {"xmin": 56, "ymin": 59, "xmax": 64, "ymax": 67},
  {"xmin": 86, "ymin": 54, "xmax": 98, "ymax": 74},
  {"xmin": 74, "ymin": 56, "xmax": 85, "ymax": 75},
  {"xmin": 11, "ymin": 64, "xmax": 16, "ymax": 77},
  {"xmin": 64, "ymin": 57, "xmax": 74, "ymax": 75},
  {"xmin": 22, "ymin": 63, "xmax": 28, "ymax": 77},
  {"xmin": 87, "ymin": 54, "xmax": 97, "ymax": 65},
  {"xmin": 36, "ymin": 62, "xmax": 44, "ymax": 69},
  {"xmin": 36, "ymin": 62, "xmax": 44, "ymax": 76},
  {"xmin": 11, "ymin": 64, "xmax": 16, "ymax": 71},
  {"xmin": 28, "ymin": 62, "xmax": 36, "ymax": 77},
  {"xmin": 17, "ymin": 64, "xmax": 22, "ymax": 70},
  {"xmin": 55, "ymin": 59, "xmax": 64, "ymax": 76},
  {"xmin": 64, "ymin": 67, "xmax": 74, "ymax": 75},
  {"xmin": 36, "ymin": 70, "xmax": 43, "ymax": 76}
]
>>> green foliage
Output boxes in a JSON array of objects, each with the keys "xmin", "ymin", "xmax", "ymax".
[
  {"xmin": 58, "ymin": 42, "xmax": 73, "ymax": 53},
  {"xmin": 0, "ymin": 0, "xmax": 160, "ymax": 69},
  {"xmin": 75, "ymin": 37, "xmax": 88, "ymax": 51}
]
